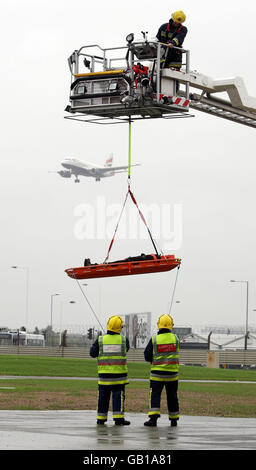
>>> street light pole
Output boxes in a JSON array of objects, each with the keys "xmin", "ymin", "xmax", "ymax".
[
  {"xmin": 51, "ymin": 293, "xmax": 60, "ymax": 329},
  {"xmin": 59, "ymin": 300, "xmax": 76, "ymax": 346},
  {"xmin": 25, "ymin": 268, "xmax": 29, "ymax": 331},
  {"xmin": 12, "ymin": 266, "xmax": 29, "ymax": 332},
  {"xmin": 230, "ymin": 280, "xmax": 249, "ymax": 350},
  {"xmin": 245, "ymin": 281, "xmax": 249, "ymax": 349}
]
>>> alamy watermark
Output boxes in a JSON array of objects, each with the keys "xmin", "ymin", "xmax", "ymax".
[{"xmin": 73, "ymin": 196, "xmax": 183, "ymax": 251}]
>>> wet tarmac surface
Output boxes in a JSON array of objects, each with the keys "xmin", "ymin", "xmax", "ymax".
[{"xmin": 0, "ymin": 410, "xmax": 255, "ymax": 450}]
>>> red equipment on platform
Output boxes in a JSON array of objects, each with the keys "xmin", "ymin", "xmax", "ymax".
[{"xmin": 65, "ymin": 255, "xmax": 181, "ymax": 280}]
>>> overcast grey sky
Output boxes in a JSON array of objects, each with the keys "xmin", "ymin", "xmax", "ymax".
[{"xmin": 1, "ymin": 0, "xmax": 256, "ymax": 332}]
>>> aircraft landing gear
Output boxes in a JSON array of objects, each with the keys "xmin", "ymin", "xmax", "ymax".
[
  {"xmin": 75, "ymin": 177, "xmax": 80, "ymax": 183},
  {"xmin": 95, "ymin": 178, "xmax": 101, "ymax": 182}
]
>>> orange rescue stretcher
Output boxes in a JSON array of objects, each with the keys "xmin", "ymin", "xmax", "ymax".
[{"xmin": 65, "ymin": 255, "xmax": 181, "ymax": 280}]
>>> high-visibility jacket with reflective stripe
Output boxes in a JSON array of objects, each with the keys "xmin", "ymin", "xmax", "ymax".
[
  {"xmin": 98, "ymin": 334, "xmax": 128, "ymax": 378},
  {"xmin": 151, "ymin": 332, "xmax": 179, "ymax": 373}
]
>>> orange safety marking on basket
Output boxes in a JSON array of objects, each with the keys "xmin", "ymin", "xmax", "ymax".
[{"xmin": 65, "ymin": 256, "xmax": 181, "ymax": 280}]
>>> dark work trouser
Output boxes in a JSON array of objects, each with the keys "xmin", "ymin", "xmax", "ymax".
[
  {"xmin": 162, "ymin": 48, "xmax": 182, "ymax": 69},
  {"xmin": 97, "ymin": 384, "xmax": 126, "ymax": 421},
  {"xmin": 148, "ymin": 379, "xmax": 179, "ymax": 420}
]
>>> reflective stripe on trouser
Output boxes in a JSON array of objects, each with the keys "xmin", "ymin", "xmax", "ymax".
[
  {"xmin": 98, "ymin": 375, "xmax": 128, "ymax": 385},
  {"xmin": 148, "ymin": 379, "xmax": 179, "ymax": 419},
  {"xmin": 97, "ymin": 384, "xmax": 126, "ymax": 421},
  {"xmin": 150, "ymin": 372, "xmax": 178, "ymax": 382},
  {"xmin": 113, "ymin": 388, "xmax": 125, "ymax": 419},
  {"xmin": 97, "ymin": 413, "xmax": 108, "ymax": 421},
  {"xmin": 160, "ymin": 58, "xmax": 182, "ymax": 70},
  {"xmin": 167, "ymin": 63, "xmax": 182, "ymax": 69}
]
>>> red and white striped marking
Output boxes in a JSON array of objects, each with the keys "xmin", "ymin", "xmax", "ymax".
[
  {"xmin": 154, "ymin": 93, "xmax": 190, "ymax": 108},
  {"xmin": 172, "ymin": 96, "xmax": 190, "ymax": 107}
]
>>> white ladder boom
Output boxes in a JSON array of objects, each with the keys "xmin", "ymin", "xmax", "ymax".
[{"xmin": 162, "ymin": 69, "xmax": 256, "ymax": 128}]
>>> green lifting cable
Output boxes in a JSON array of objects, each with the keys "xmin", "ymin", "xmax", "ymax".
[{"xmin": 128, "ymin": 117, "xmax": 132, "ymax": 182}]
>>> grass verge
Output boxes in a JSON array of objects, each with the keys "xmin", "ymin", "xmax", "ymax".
[
  {"xmin": 1, "ymin": 355, "xmax": 256, "ymax": 382},
  {"xmin": 0, "ymin": 378, "xmax": 256, "ymax": 418}
]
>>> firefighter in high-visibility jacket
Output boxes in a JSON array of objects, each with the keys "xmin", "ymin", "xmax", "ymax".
[
  {"xmin": 90, "ymin": 316, "xmax": 130, "ymax": 426},
  {"xmin": 144, "ymin": 314, "xmax": 180, "ymax": 427},
  {"xmin": 156, "ymin": 10, "xmax": 187, "ymax": 70}
]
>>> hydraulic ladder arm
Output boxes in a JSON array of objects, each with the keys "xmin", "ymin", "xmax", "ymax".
[{"xmin": 161, "ymin": 69, "xmax": 256, "ymax": 128}]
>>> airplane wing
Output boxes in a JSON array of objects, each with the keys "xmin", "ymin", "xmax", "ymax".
[{"xmin": 100, "ymin": 164, "xmax": 140, "ymax": 173}]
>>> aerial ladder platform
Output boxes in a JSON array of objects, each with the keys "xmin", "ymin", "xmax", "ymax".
[
  {"xmin": 163, "ymin": 69, "xmax": 256, "ymax": 128},
  {"xmin": 65, "ymin": 34, "xmax": 256, "ymax": 128}
]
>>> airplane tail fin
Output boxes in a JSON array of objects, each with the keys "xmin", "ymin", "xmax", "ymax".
[{"xmin": 104, "ymin": 153, "xmax": 113, "ymax": 167}]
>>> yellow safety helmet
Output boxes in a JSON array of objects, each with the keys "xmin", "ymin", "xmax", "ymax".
[
  {"xmin": 172, "ymin": 10, "xmax": 186, "ymax": 24},
  {"xmin": 107, "ymin": 315, "xmax": 124, "ymax": 333},
  {"xmin": 157, "ymin": 314, "xmax": 174, "ymax": 330}
]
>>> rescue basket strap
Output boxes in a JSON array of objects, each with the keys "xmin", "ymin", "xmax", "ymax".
[
  {"xmin": 104, "ymin": 189, "xmax": 130, "ymax": 264},
  {"xmin": 128, "ymin": 187, "xmax": 160, "ymax": 258},
  {"xmin": 104, "ymin": 186, "xmax": 159, "ymax": 263}
]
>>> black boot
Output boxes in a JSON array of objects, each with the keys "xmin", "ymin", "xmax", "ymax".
[
  {"xmin": 97, "ymin": 419, "xmax": 106, "ymax": 425},
  {"xmin": 114, "ymin": 418, "xmax": 131, "ymax": 426},
  {"xmin": 144, "ymin": 416, "xmax": 158, "ymax": 427},
  {"xmin": 170, "ymin": 419, "xmax": 178, "ymax": 427}
]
